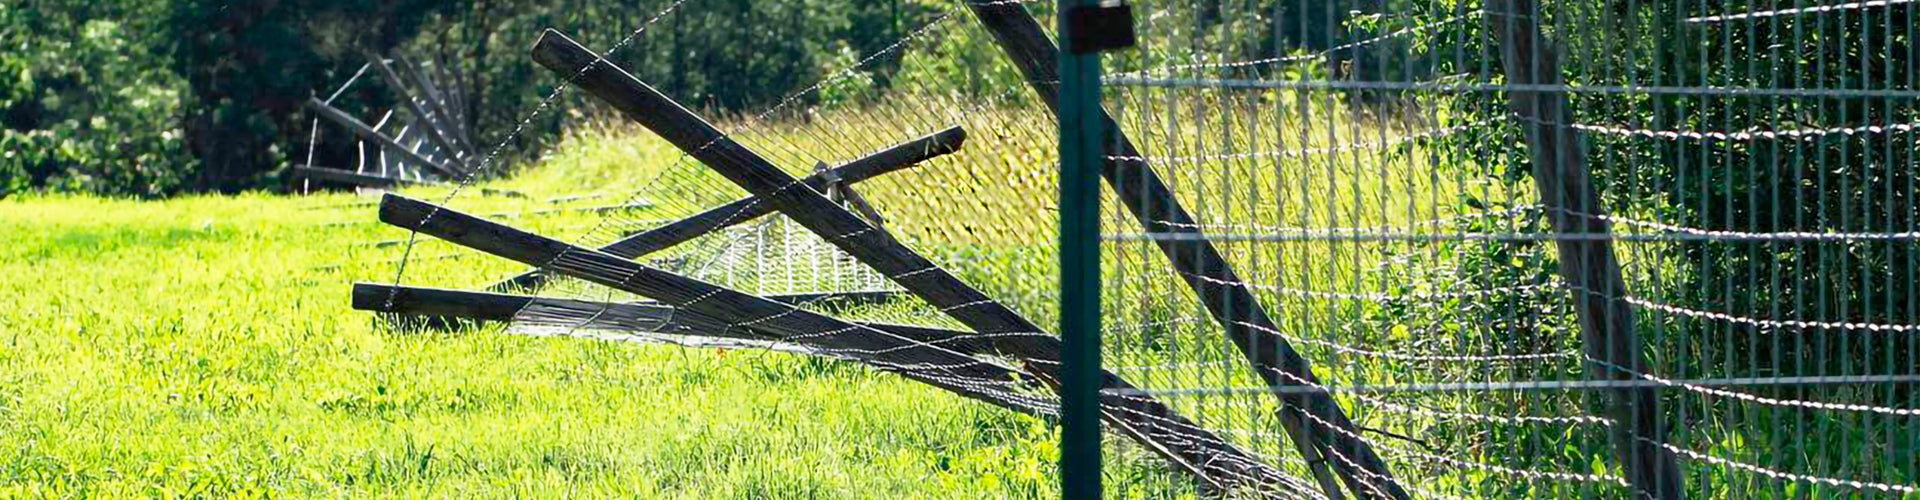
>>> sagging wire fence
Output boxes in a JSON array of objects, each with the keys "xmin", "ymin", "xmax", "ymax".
[{"xmin": 330, "ymin": 0, "xmax": 1920, "ymax": 498}]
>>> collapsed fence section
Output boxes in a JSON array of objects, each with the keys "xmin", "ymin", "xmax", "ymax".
[{"xmin": 342, "ymin": 0, "xmax": 1920, "ymax": 499}]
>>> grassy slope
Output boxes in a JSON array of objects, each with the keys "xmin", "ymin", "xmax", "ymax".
[{"xmin": 0, "ymin": 157, "xmax": 1079, "ymax": 498}]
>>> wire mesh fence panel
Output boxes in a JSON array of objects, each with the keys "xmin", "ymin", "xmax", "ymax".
[{"xmin": 1096, "ymin": 0, "xmax": 1920, "ymax": 499}]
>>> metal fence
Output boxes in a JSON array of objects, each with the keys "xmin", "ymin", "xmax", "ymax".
[{"xmin": 1065, "ymin": 0, "xmax": 1920, "ymax": 499}]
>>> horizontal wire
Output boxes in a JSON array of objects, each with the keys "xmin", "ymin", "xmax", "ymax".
[
  {"xmin": 1643, "ymin": 438, "xmax": 1918, "ymax": 494},
  {"xmin": 1104, "ymin": 230, "xmax": 1920, "ymax": 243},
  {"xmin": 1581, "ymin": 360, "xmax": 1920, "ymax": 417},
  {"xmin": 1105, "ymin": 373, "xmax": 1920, "ymax": 397},
  {"xmin": 1110, "ymin": 10, "xmax": 1482, "ymax": 79},
  {"xmin": 1272, "ymin": 395, "xmax": 1628, "ymax": 485},
  {"xmin": 1104, "ymin": 118, "xmax": 1493, "ymax": 164},
  {"xmin": 1554, "ymin": 282, "xmax": 1920, "ymax": 335},
  {"xmin": 1107, "ymin": 77, "xmax": 1920, "ymax": 98},
  {"xmin": 1573, "ymin": 119, "xmax": 1920, "ymax": 142},
  {"xmin": 1685, "ymin": 0, "xmax": 1919, "ymax": 23},
  {"xmin": 1130, "ymin": 206, "xmax": 1540, "ymax": 239}
]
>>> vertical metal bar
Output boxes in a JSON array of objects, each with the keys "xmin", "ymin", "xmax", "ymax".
[{"xmin": 1059, "ymin": 1, "xmax": 1105, "ymax": 499}]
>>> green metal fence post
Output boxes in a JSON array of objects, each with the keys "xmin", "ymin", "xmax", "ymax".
[{"xmin": 1058, "ymin": 0, "xmax": 1105, "ymax": 499}]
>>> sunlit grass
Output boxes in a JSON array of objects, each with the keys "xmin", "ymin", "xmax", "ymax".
[{"xmin": 0, "ymin": 162, "xmax": 1194, "ymax": 498}]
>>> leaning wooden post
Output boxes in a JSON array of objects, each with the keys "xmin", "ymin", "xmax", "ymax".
[
  {"xmin": 294, "ymin": 165, "xmax": 448, "ymax": 189},
  {"xmin": 528, "ymin": 30, "xmax": 1305, "ymax": 496},
  {"xmin": 358, "ymin": 283, "xmax": 898, "ymax": 323},
  {"xmin": 962, "ymin": 4, "xmax": 1398, "ymax": 500},
  {"xmin": 394, "ymin": 53, "xmax": 474, "ymax": 152},
  {"xmin": 1486, "ymin": 1, "xmax": 1685, "ymax": 499},
  {"xmin": 354, "ymin": 283, "xmax": 979, "ymax": 353}
]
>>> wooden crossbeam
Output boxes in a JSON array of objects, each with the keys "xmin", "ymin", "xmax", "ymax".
[
  {"xmin": 963, "ymin": 5, "xmax": 1400, "ymax": 500},
  {"xmin": 528, "ymin": 30, "xmax": 1304, "ymax": 495},
  {"xmin": 1487, "ymin": 2, "xmax": 1684, "ymax": 499},
  {"xmin": 355, "ymin": 281, "xmax": 898, "ymax": 319},
  {"xmin": 490, "ymin": 126, "xmax": 965, "ymax": 292},
  {"xmin": 307, "ymin": 98, "xmax": 463, "ymax": 179},
  {"xmin": 375, "ymin": 194, "xmax": 1063, "ymax": 414},
  {"xmin": 353, "ymin": 283, "xmax": 979, "ymax": 353},
  {"xmin": 351, "ymin": 285, "xmax": 1044, "ymax": 413},
  {"xmin": 295, "ymin": 165, "xmax": 445, "ymax": 189}
]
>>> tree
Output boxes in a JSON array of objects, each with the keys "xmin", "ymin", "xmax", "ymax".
[
  {"xmin": 161, "ymin": 0, "xmax": 445, "ymax": 191},
  {"xmin": 0, "ymin": 0, "xmax": 194, "ymax": 197}
]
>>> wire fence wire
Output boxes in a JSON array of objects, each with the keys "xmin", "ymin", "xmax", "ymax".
[
  {"xmin": 354, "ymin": 0, "xmax": 1920, "ymax": 498},
  {"xmin": 1096, "ymin": 0, "xmax": 1919, "ymax": 499}
]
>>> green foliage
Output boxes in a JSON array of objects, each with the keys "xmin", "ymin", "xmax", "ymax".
[
  {"xmin": 412, "ymin": 0, "xmax": 940, "ymax": 162},
  {"xmin": 160, "ymin": 0, "xmax": 447, "ymax": 192},
  {"xmin": 0, "ymin": 1, "xmax": 194, "ymax": 198},
  {"xmin": 1547, "ymin": 2, "xmax": 1920, "ymax": 376},
  {"xmin": 1, "ymin": 0, "xmax": 942, "ymax": 195}
]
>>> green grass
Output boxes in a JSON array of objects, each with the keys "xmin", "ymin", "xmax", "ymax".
[
  {"xmin": 0, "ymin": 109, "xmax": 1220, "ymax": 498},
  {"xmin": 0, "ymin": 191, "xmax": 1056, "ymax": 499}
]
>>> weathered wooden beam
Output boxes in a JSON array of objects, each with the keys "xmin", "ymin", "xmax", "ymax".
[
  {"xmin": 1486, "ymin": 2, "xmax": 1684, "ymax": 499},
  {"xmin": 383, "ymin": 191, "xmax": 1302, "ymax": 496},
  {"xmin": 306, "ymin": 98, "xmax": 463, "ymax": 179},
  {"xmin": 352, "ymin": 283, "xmax": 1046, "ymax": 413},
  {"xmin": 355, "ymin": 282, "xmax": 899, "ymax": 319},
  {"xmin": 367, "ymin": 51, "xmax": 470, "ymax": 170},
  {"xmin": 962, "ymin": 5, "xmax": 1396, "ymax": 500},
  {"xmin": 491, "ymin": 126, "xmax": 964, "ymax": 292},
  {"xmin": 375, "ymin": 194, "xmax": 1067, "ymax": 415},
  {"xmin": 353, "ymin": 283, "xmax": 979, "ymax": 352},
  {"xmin": 295, "ymin": 165, "xmax": 445, "ymax": 189}
]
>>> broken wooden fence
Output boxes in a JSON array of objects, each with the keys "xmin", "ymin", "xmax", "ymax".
[
  {"xmin": 301, "ymin": 51, "xmax": 478, "ymax": 190},
  {"xmin": 346, "ymin": 26, "xmax": 1332, "ymax": 498}
]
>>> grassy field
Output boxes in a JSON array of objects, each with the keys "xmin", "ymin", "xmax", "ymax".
[{"xmin": 0, "ymin": 147, "xmax": 1088, "ymax": 499}]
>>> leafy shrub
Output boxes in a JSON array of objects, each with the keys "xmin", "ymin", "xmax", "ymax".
[{"xmin": 0, "ymin": 6, "xmax": 195, "ymax": 198}]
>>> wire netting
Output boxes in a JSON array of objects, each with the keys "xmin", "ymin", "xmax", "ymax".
[
  {"xmin": 348, "ymin": 0, "xmax": 1920, "ymax": 498},
  {"xmin": 1098, "ymin": 0, "xmax": 1920, "ymax": 498}
]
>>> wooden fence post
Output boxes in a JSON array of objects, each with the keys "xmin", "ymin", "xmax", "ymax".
[{"xmin": 1487, "ymin": 1, "xmax": 1686, "ymax": 499}]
